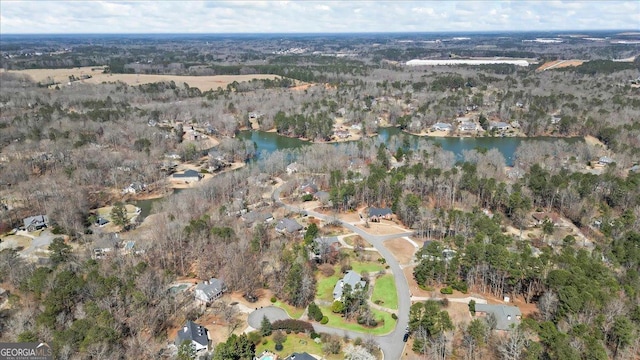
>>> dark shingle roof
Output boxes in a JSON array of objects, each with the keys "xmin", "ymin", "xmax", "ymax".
[
  {"xmin": 175, "ymin": 320, "xmax": 208, "ymax": 347},
  {"xmin": 173, "ymin": 169, "xmax": 201, "ymax": 178},
  {"xmin": 368, "ymin": 207, "xmax": 392, "ymax": 217},
  {"xmin": 285, "ymin": 352, "xmax": 316, "ymax": 360}
]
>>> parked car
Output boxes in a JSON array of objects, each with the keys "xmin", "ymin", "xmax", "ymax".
[{"xmin": 403, "ymin": 332, "xmax": 410, "ymax": 342}]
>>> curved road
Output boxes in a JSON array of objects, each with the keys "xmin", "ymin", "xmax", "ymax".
[{"xmin": 272, "ymin": 185, "xmax": 413, "ymax": 359}]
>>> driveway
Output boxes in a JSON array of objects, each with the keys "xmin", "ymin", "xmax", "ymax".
[
  {"xmin": 248, "ymin": 306, "xmax": 291, "ymax": 328},
  {"xmin": 272, "ymin": 185, "xmax": 412, "ymax": 359}
]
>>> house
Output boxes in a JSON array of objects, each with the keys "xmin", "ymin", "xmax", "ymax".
[
  {"xmin": 314, "ymin": 191, "xmax": 331, "ymax": 203},
  {"xmin": 122, "ymin": 182, "xmax": 145, "ymax": 194},
  {"xmin": 459, "ymin": 122, "xmax": 477, "ymax": 132},
  {"xmin": 174, "ymin": 320, "xmax": 209, "ymax": 352},
  {"xmin": 489, "ymin": 122, "xmax": 510, "ymax": 131},
  {"xmin": 368, "ymin": 207, "xmax": 392, "ymax": 222},
  {"xmin": 474, "ymin": 304, "xmax": 522, "ymax": 331},
  {"xmin": 532, "ymin": 212, "xmax": 561, "ymax": 226},
  {"xmin": 598, "ymin": 156, "xmax": 614, "ymax": 166},
  {"xmin": 123, "ymin": 241, "xmax": 136, "ymax": 254},
  {"xmin": 275, "ymin": 218, "xmax": 303, "ymax": 234},
  {"xmin": 195, "ymin": 278, "xmax": 226, "ymax": 305},
  {"xmin": 23, "ymin": 215, "xmax": 49, "ymax": 232},
  {"xmin": 312, "ymin": 237, "xmax": 341, "ymax": 260},
  {"xmin": 300, "ymin": 182, "xmax": 318, "ymax": 195},
  {"xmin": 96, "ymin": 217, "xmax": 109, "ymax": 227},
  {"xmin": 0, "ymin": 287, "xmax": 8, "ymax": 302},
  {"xmin": 431, "ymin": 122, "xmax": 453, "ymax": 131},
  {"xmin": 172, "ymin": 169, "xmax": 202, "ymax": 183},
  {"xmin": 630, "ymin": 165, "xmax": 640, "ymax": 173},
  {"xmin": 333, "ymin": 270, "xmax": 366, "ymax": 301},
  {"xmin": 285, "ymin": 353, "xmax": 316, "ymax": 360},
  {"xmin": 286, "ymin": 162, "xmax": 299, "ymax": 175},
  {"xmin": 241, "ymin": 211, "xmax": 274, "ymax": 225}
]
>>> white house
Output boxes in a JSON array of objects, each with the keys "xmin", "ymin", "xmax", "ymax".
[
  {"xmin": 431, "ymin": 122, "xmax": 453, "ymax": 131},
  {"xmin": 175, "ymin": 320, "xmax": 209, "ymax": 352},
  {"xmin": 195, "ymin": 278, "xmax": 225, "ymax": 305},
  {"xmin": 286, "ymin": 162, "xmax": 299, "ymax": 175}
]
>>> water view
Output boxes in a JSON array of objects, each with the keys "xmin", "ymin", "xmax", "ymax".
[{"xmin": 238, "ymin": 128, "xmax": 583, "ymax": 166}]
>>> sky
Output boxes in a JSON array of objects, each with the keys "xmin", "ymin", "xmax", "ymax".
[{"xmin": 1, "ymin": 1, "xmax": 638, "ymax": 34}]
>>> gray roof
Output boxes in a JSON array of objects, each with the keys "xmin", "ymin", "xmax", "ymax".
[
  {"xmin": 314, "ymin": 237, "xmax": 340, "ymax": 248},
  {"xmin": 175, "ymin": 320, "xmax": 208, "ymax": 347},
  {"xmin": 173, "ymin": 169, "xmax": 201, "ymax": 178},
  {"xmin": 432, "ymin": 122, "xmax": 453, "ymax": 130},
  {"xmin": 333, "ymin": 270, "xmax": 365, "ymax": 300},
  {"xmin": 23, "ymin": 215, "xmax": 48, "ymax": 229},
  {"xmin": 475, "ymin": 304, "xmax": 521, "ymax": 331},
  {"xmin": 314, "ymin": 191, "xmax": 330, "ymax": 202},
  {"xmin": 242, "ymin": 211, "xmax": 274, "ymax": 224},
  {"xmin": 285, "ymin": 352, "xmax": 316, "ymax": 360},
  {"xmin": 599, "ymin": 156, "xmax": 613, "ymax": 164},
  {"xmin": 368, "ymin": 207, "xmax": 392, "ymax": 217},
  {"xmin": 195, "ymin": 278, "xmax": 224, "ymax": 300},
  {"xmin": 490, "ymin": 121, "xmax": 510, "ymax": 129},
  {"xmin": 276, "ymin": 218, "xmax": 303, "ymax": 233}
]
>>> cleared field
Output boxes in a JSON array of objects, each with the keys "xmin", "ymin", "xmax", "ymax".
[
  {"xmin": 4, "ymin": 66, "xmax": 282, "ymax": 91},
  {"xmin": 536, "ymin": 59, "xmax": 585, "ymax": 71}
]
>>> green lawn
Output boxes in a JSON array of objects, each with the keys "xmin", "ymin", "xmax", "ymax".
[
  {"xmin": 273, "ymin": 301, "xmax": 305, "ymax": 319},
  {"xmin": 316, "ymin": 268, "xmax": 341, "ymax": 302},
  {"xmin": 256, "ymin": 333, "xmax": 343, "ymax": 360},
  {"xmin": 319, "ymin": 305, "xmax": 396, "ymax": 335},
  {"xmin": 350, "ymin": 260, "xmax": 385, "ymax": 274},
  {"xmin": 371, "ymin": 274, "xmax": 398, "ymax": 310}
]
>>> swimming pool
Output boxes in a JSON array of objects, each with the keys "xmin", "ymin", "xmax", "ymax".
[{"xmin": 260, "ymin": 356, "xmax": 273, "ymax": 360}]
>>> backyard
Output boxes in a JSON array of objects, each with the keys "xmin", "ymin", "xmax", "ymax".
[{"xmin": 256, "ymin": 333, "xmax": 343, "ymax": 360}]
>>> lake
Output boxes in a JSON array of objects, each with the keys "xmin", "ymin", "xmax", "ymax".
[
  {"xmin": 238, "ymin": 128, "xmax": 582, "ymax": 166},
  {"xmin": 135, "ymin": 129, "xmax": 580, "ymax": 221}
]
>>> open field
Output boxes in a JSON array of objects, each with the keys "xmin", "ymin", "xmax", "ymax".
[
  {"xmin": 536, "ymin": 59, "xmax": 586, "ymax": 71},
  {"xmin": 383, "ymin": 238, "xmax": 417, "ymax": 264},
  {"xmin": 4, "ymin": 66, "xmax": 283, "ymax": 92}
]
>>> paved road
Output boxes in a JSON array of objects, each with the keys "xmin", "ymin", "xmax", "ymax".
[{"xmin": 273, "ymin": 185, "xmax": 413, "ymax": 360}]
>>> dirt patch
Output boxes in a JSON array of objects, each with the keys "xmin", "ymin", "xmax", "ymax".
[
  {"xmin": 445, "ymin": 301, "xmax": 472, "ymax": 328},
  {"xmin": 584, "ymin": 135, "xmax": 606, "ymax": 149},
  {"xmin": 7, "ymin": 67, "xmax": 283, "ymax": 92},
  {"xmin": 536, "ymin": 59, "xmax": 585, "ymax": 71},
  {"xmin": 383, "ymin": 238, "xmax": 417, "ymax": 265},
  {"xmin": 355, "ymin": 221, "xmax": 411, "ymax": 236},
  {"xmin": 0, "ymin": 234, "xmax": 31, "ymax": 251}
]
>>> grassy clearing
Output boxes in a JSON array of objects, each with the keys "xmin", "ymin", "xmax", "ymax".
[
  {"xmin": 343, "ymin": 235, "xmax": 367, "ymax": 247},
  {"xmin": 273, "ymin": 301, "xmax": 305, "ymax": 320},
  {"xmin": 318, "ymin": 305, "xmax": 396, "ymax": 335},
  {"xmin": 316, "ymin": 268, "xmax": 341, "ymax": 302},
  {"xmin": 371, "ymin": 274, "xmax": 398, "ymax": 310},
  {"xmin": 256, "ymin": 333, "xmax": 343, "ymax": 359},
  {"xmin": 350, "ymin": 260, "xmax": 385, "ymax": 274}
]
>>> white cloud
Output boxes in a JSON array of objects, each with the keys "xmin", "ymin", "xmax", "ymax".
[{"xmin": 0, "ymin": 0, "xmax": 638, "ymax": 34}]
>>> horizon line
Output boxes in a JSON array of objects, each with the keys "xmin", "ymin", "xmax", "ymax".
[{"xmin": 2, "ymin": 29, "xmax": 639, "ymax": 36}]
